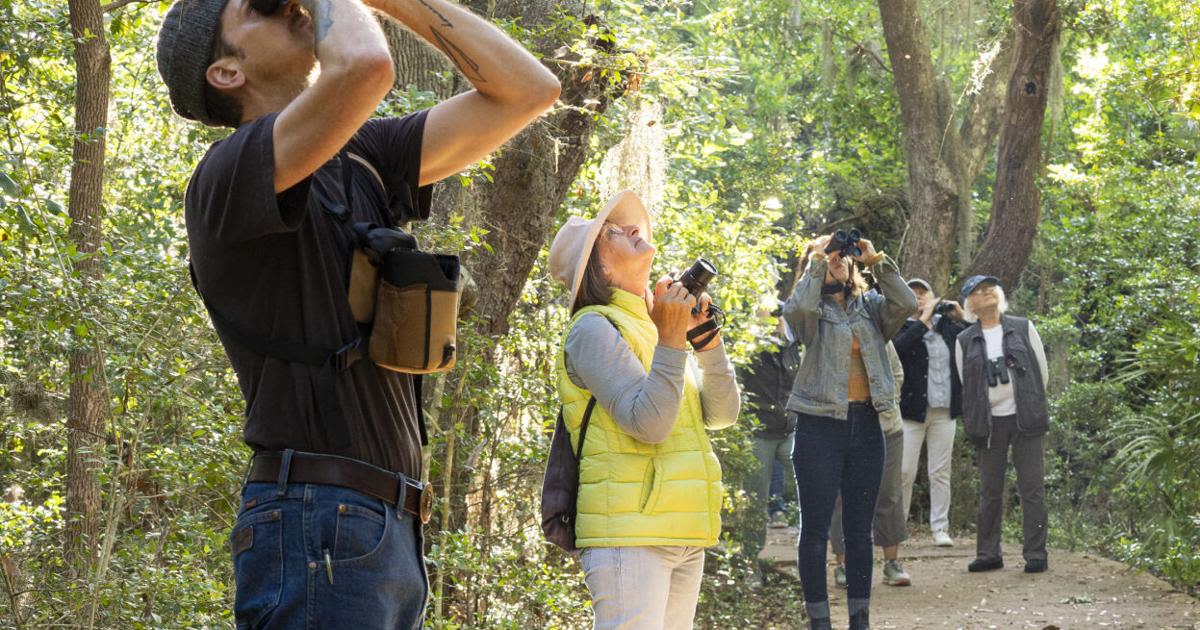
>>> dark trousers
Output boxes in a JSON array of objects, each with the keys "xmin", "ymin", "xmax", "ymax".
[
  {"xmin": 792, "ymin": 404, "xmax": 885, "ymax": 604},
  {"xmin": 975, "ymin": 415, "xmax": 1048, "ymax": 562},
  {"xmin": 831, "ymin": 427, "xmax": 907, "ymax": 554}
]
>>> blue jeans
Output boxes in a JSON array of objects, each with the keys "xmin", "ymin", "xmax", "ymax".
[
  {"xmin": 231, "ymin": 481, "xmax": 428, "ymax": 629},
  {"xmin": 792, "ymin": 404, "xmax": 885, "ymax": 606}
]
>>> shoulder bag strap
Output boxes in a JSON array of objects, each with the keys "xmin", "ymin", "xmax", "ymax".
[{"xmin": 574, "ymin": 398, "xmax": 597, "ymax": 462}]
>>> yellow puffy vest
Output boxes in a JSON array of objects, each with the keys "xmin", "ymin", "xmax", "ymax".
[{"xmin": 556, "ymin": 288, "xmax": 724, "ymax": 548}]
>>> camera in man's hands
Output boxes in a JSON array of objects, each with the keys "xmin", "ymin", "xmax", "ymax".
[
  {"xmin": 823, "ymin": 228, "xmax": 863, "ymax": 259},
  {"xmin": 986, "ymin": 357, "xmax": 1010, "ymax": 388}
]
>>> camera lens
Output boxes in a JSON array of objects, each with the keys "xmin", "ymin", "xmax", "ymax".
[{"xmin": 679, "ymin": 258, "xmax": 717, "ymax": 297}]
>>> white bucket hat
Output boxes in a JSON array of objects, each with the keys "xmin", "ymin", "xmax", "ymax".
[{"xmin": 549, "ymin": 190, "xmax": 653, "ymax": 310}]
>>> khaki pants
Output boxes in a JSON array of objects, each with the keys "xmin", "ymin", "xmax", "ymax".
[
  {"xmin": 580, "ymin": 545, "xmax": 705, "ymax": 630},
  {"xmin": 901, "ymin": 407, "xmax": 957, "ymax": 533}
]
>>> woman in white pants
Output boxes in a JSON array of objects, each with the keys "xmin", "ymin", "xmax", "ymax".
[{"xmin": 892, "ymin": 279, "xmax": 968, "ymax": 546}]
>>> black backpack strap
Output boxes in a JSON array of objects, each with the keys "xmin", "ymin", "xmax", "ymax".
[
  {"xmin": 574, "ymin": 398, "xmax": 597, "ymax": 461},
  {"xmin": 189, "ymin": 261, "xmax": 364, "ymax": 450}
]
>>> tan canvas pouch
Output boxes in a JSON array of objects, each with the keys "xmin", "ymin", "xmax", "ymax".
[{"xmin": 368, "ymin": 249, "xmax": 461, "ymax": 374}]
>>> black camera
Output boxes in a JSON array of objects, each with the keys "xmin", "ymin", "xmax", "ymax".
[
  {"xmin": 249, "ymin": 0, "xmax": 287, "ymax": 13},
  {"xmin": 675, "ymin": 258, "xmax": 725, "ymax": 348},
  {"xmin": 677, "ymin": 258, "xmax": 717, "ymax": 299},
  {"xmin": 674, "ymin": 258, "xmax": 725, "ymax": 324},
  {"xmin": 986, "ymin": 357, "xmax": 1010, "ymax": 387},
  {"xmin": 823, "ymin": 228, "xmax": 862, "ymax": 258}
]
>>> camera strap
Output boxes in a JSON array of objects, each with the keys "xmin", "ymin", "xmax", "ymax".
[
  {"xmin": 687, "ymin": 316, "xmax": 721, "ymax": 349},
  {"xmin": 821, "ymin": 281, "xmax": 852, "ymax": 299}
]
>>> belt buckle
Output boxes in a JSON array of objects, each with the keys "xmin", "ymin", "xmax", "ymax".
[{"xmin": 417, "ymin": 481, "xmax": 433, "ymax": 525}]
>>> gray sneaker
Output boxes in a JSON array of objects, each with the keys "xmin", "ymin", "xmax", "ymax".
[
  {"xmin": 882, "ymin": 559, "xmax": 912, "ymax": 586},
  {"xmin": 834, "ymin": 563, "xmax": 847, "ymax": 588}
]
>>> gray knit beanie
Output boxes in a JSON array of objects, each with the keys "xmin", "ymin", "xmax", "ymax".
[{"xmin": 156, "ymin": 0, "xmax": 229, "ymax": 126}]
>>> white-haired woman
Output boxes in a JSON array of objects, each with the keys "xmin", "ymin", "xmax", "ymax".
[
  {"xmin": 954, "ymin": 275, "xmax": 1050, "ymax": 574},
  {"xmin": 548, "ymin": 191, "xmax": 741, "ymax": 629}
]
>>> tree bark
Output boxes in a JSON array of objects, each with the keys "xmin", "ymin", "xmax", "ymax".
[
  {"xmin": 955, "ymin": 38, "xmax": 1015, "ymax": 268},
  {"xmin": 379, "ymin": 2, "xmax": 624, "ymax": 617},
  {"xmin": 879, "ymin": 0, "xmax": 967, "ymax": 291},
  {"xmin": 961, "ymin": 0, "xmax": 1059, "ymax": 291},
  {"xmin": 64, "ymin": 0, "xmax": 112, "ymax": 573},
  {"xmin": 878, "ymin": 0, "xmax": 1013, "ymax": 293}
]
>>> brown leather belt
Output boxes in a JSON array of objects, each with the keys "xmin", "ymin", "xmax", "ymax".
[{"xmin": 247, "ymin": 451, "xmax": 433, "ymax": 524}]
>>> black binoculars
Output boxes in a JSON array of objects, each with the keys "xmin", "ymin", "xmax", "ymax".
[
  {"xmin": 934, "ymin": 301, "xmax": 958, "ymax": 316},
  {"xmin": 986, "ymin": 357, "xmax": 1010, "ymax": 387},
  {"xmin": 249, "ymin": 0, "xmax": 287, "ymax": 14},
  {"xmin": 824, "ymin": 229, "xmax": 862, "ymax": 259}
]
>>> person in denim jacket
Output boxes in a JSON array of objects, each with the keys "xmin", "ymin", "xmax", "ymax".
[{"xmin": 782, "ymin": 233, "xmax": 916, "ymax": 630}]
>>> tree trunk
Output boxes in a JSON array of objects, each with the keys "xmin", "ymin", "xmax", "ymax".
[
  {"xmin": 878, "ymin": 0, "xmax": 1013, "ymax": 293},
  {"xmin": 379, "ymin": 1, "xmax": 624, "ymax": 618},
  {"xmin": 879, "ymin": 0, "xmax": 967, "ymax": 291},
  {"xmin": 955, "ymin": 38, "xmax": 1015, "ymax": 269},
  {"xmin": 961, "ymin": 0, "xmax": 1059, "ymax": 291},
  {"xmin": 64, "ymin": 0, "xmax": 111, "ymax": 574}
]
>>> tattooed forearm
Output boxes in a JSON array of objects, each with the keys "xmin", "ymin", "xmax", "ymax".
[
  {"xmin": 430, "ymin": 26, "xmax": 486, "ymax": 83},
  {"xmin": 418, "ymin": 0, "xmax": 452, "ymax": 27},
  {"xmin": 301, "ymin": 0, "xmax": 334, "ymax": 45}
]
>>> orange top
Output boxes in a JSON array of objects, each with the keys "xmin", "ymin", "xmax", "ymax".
[{"xmin": 848, "ymin": 336, "xmax": 871, "ymax": 402}]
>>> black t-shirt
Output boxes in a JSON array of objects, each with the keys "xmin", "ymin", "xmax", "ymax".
[{"xmin": 185, "ymin": 111, "xmax": 432, "ymax": 476}]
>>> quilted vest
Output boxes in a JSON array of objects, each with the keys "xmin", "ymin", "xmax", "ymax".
[{"xmin": 556, "ymin": 288, "xmax": 723, "ymax": 547}]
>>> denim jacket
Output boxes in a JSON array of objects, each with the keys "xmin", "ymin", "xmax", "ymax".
[{"xmin": 782, "ymin": 254, "xmax": 917, "ymax": 420}]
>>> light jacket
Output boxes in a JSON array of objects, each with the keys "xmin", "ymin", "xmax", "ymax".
[
  {"xmin": 782, "ymin": 253, "xmax": 917, "ymax": 420},
  {"xmin": 556, "ymin": 289, "xmax": 724, "ymax": 547}
]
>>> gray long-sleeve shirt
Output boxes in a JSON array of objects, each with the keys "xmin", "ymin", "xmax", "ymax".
[{"xmin": 564, "ymin": 313, "xmax": 741, "ymax": 443}]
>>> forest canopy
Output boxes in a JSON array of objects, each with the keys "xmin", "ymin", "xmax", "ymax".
[{"xmin": 0, "ymin": 0, "xmax": 1197, "ymax": 626}]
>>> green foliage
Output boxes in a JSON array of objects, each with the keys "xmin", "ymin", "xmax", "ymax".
[
  {"xmin": 1, "ymin": 0, "xmax": 1198, "ymax": 626},
  {"xmin": 1026, "ymin": 0, "xmax": 1200, "ymax": 590}
]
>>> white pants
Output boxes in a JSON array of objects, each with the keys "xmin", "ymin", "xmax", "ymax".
[
  {"xmin": 901, "ymin": 407, "xmax": 956, "ymax": 533},
  {"xmin": 579, "ymin": 545, "xmax": 705, "ymax": 630}
]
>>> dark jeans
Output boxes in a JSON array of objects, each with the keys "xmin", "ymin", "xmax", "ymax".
[
  {"xmin": 976, "ymin": 414, "xmax": 1048, "ymax": 563},
  {"xmin": 830, "ymin": 427, "xmax": 907, "ymax": 554},
  {"xmin": 231, "ymin": 481, "xmax": 428, "ymax": 629},
  {"xmin": 792, "ymin": 404, "xmax": 885, "ymax": 604}
]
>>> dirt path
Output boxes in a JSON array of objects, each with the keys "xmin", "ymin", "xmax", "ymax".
[{"xmin": 758, "ymin": 525, "xmax": 1199, "ymax": 629}]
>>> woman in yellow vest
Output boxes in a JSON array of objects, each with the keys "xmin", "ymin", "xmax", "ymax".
[{"xmin": 547, "ymin": 191, "xmax": 741, "ymax": 630}]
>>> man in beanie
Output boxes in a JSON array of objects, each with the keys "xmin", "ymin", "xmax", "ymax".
[{"xmin": 156, "ymin": 0, "xmax": 558, "ymax": 625}]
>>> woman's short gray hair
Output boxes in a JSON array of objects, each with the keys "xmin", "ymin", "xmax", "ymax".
[{"xmin": 963, "ymin": 284, "xmax": 1008, "ymax": 323}]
